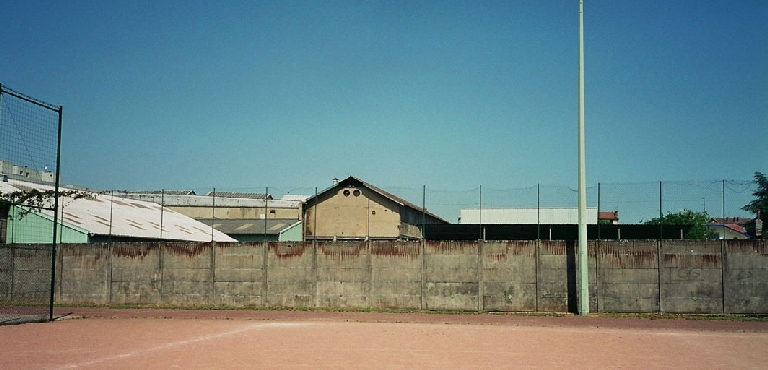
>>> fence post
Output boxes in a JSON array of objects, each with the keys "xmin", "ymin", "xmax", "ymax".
[
  {"xmin": 261, "ymin": 241, "xmax": 269, "ymax": 307},
  {"xmin": 477, "ymin": 240, "xmax": 483, "ymax": 312},
  {"xmin": 597, "ymin": 183, "xmax": 601, "ymax": 240},
  {"xmin": 594, "ymin": 240, "xmax": 600, "ymax": 313},
  {"xmin": 421, "ymin": 239, "xmax": 426, "ymax": 311},
  {"xmin": 721, "ymin": 239, "xmax": 727, "ymax": 314},
  {"xmin": 210, "ymin": 241, "xmax": 216, "ymax": 306},
  {"xmin": 537, "ymin": 184, "xmax": 541, "ymax": 240},
  {"xmin": 535, "ymin": 239, "xmax": 540, "ymax": 312},
  {"xmin": 657, "ymin": 239, "xmax": 663, "ymax": 313},
  {"xmin": 659, "ymin": 181, "xmax": 663, "ymax": 239},
  {"xmin": 211, "ymin": 188, "xmax": 216, "ymax": 243}
]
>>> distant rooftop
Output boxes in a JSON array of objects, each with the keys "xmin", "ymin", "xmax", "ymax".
[
  {"xmin": 118, "ymin": 190, "xmax": 197, "ymax": 196},
  {"xmin": 205, "ymin": 191, "xmax": 273, "ymax": 200}
]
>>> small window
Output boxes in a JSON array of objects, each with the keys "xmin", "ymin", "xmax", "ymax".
[
  {"xmin": 371, "ymin": 210, "xmax": 376, "ymax": 215},
  {"xmin": 343, "ymin": 189, "xmax": 351, "ymax": 196},
  {"xmin": 353, "ymin": 189, "xmax": 361, "ymax": 196}
]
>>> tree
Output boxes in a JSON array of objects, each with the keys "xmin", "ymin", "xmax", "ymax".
[
  {"xmin": 643, "ymin": 209, "xmax": 713, "ymax": 239},
  {"xmin": 742, "ymin": 171, "xmax": 767, "ymax": 238}
]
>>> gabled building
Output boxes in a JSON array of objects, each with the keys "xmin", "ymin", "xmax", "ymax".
[
  {"xmin": 1, "ymin": 179, "xmax": 235, "ymax": 243},
  {"xmin": 302, "ymin": 176, "xmax": 449, "ymax": 241},
  {"xmin": 598, "ymin": 211, "xmax": 619, "ymax": 225},
  {"xmin": 707, "ymin": 218, "xmax": 751, "ymax": 239}
]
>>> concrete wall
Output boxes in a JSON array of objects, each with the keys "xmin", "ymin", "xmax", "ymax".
[
  {"xmin": 0, "ymin": 245, "xmax": 52, "ymax": 304},
  {"xmin": 4, "ymin": 240, "xmax": 767, "ymax": 314}
]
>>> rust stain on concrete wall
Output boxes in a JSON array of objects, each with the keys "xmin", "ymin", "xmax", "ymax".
[
  {"xmin": 371, "ymin": 243, "xmax": 421, "ymax": 259},
  {"xmin": 319, "ymin": 243, "xmax": 366, "ymax": 261},
  {"xmin": 270, "ymin": 242, "xmax": 308, "ymax": 259},
  {"xmin": 663, "ymin": 253, "xmax": 721, "ymax": 268},
  {"xmin": 112, "ymin": 243, "xmax": 158, "ymax": 259},
  {"xmin": 541, "ymin": 241, "xmax": 567, "ymax": 255},
  {"xmin": 165, "ymin": 243, "xmax": 210, "ymax": 257},
  {"xmin": 426, "ymin": 240, "xmax": 477, "ymax": 253}
]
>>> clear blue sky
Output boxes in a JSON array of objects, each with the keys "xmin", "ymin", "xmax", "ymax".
[{"xmin": 2, "ymin": 1, "xmax": 766, "ymax": 220}]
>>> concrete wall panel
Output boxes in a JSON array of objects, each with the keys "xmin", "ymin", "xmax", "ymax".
[
  {"xmin": 724, "ymin": 240, "xmax": 768, "ymax": 313},
  {"xmin": 160, "ymin": 243, "xmax": 212, "ymax": 306},
  {"xmin": 58, "ymin": 245, "xmax": 109, "ymax": 304},
  {"xmin": 265, "ymin": 243, "xmax": 313, "ymax": 308},
  {"xmin": 660, "ymin": 240, "xmax": 722, "ymax": 313},
  {"xmin": 596, "ymin": 240, "xmax": 659, "ymax": 312},
  {"xmin": 110, "ymin": 243, "xmax": 161, "ymax": 305}
]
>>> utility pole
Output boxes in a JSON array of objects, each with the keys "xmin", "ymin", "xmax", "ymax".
[{"xmin": 577, "ymin": 0, "xmax": 590, "ymax": 316}]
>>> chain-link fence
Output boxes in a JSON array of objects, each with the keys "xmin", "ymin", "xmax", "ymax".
[
  {"xmin": 91, "ymin": 178, "xmax": 762, "ymax": 242},
  {"xmin": 0, "ymin": 84, "xmax": 62, "ymax": 324}
]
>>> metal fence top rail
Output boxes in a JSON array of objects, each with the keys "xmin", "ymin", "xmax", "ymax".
[{"xmin": 0, "ymin": 84, "xmax": 60, "ymax": 112}]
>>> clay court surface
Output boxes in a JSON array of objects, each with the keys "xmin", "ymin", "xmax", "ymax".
[{"xmin": 2, "ymin": 308, "xmax": 767, "ymax": 369}]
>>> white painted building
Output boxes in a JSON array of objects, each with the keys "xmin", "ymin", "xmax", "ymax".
[
  {"xmin": 459, "ymin": 208, "xmax": 598, "ymax": 225},
  {"xmin": 1, "ymin": 179, "xmax": 236, "ymax": 243}
]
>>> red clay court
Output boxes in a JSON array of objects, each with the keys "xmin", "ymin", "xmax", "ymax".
[{"xmin": 2, "ymin": 308, "xmax": 767, "ymax": 369}]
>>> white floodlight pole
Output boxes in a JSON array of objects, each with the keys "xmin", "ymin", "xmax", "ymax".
[{"xmin": 577, "ymin": 0, "xmax": 590, "ymax": 316}]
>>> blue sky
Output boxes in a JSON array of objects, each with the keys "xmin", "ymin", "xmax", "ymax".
[{"xmin": 2, "ymin": 1, "xmax": 766, "ymax": 221}]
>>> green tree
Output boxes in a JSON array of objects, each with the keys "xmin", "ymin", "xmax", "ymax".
[
  {"xmin": 742, "ymin": 171, "xmax": 767, "ymax": 238},
  {"xmin": 643, "ymin": 209, "xmax": 713, "ymax": 239}
]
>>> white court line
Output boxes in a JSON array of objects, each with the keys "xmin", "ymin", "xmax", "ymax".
[{"xmin": 55, "ymin": 322, "xmax": 302, "ymax": 369}]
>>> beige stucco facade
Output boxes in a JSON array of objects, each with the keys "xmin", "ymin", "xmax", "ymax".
[{"xmin": 303, "ymin": 177, "xmax": 448, "ymax": 241}]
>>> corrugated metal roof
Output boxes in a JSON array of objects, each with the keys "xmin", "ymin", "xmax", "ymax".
[
  {"xmin": 281, "ymin": 194, "xmax": 310, "ymax": 202},
  {"xmin": 114, "ymin": 193, "xmax": 301, "ymax": 208},
  {"xmin": 197, "ymin": 218, "xmax": 300, "ymax": 235},
  {"xmin": 204, "ymin": 191, "xmax": 272, "ymax": 200},
  {"xmin": 1, "ymin": 179, "xmax": 236, "ymax": 242},
  {"xmin": 120, "ymin": 190, "xmax": 197, "ymax": 195}
]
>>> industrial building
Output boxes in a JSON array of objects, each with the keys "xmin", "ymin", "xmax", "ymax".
[
  {"xmin": 115, "ymin": 190, "xmax": 307, "ymax": 241},
  {"xmin": 1, "ymin": 179, "xmax": 235, "ymax": 243},
  {"xmin": 302, "ymin": 176, "xmax": 449, "ymax": 241},
  {"xmin": 459, "ymin": 207, "xmax": 599, "ymax": 225}
]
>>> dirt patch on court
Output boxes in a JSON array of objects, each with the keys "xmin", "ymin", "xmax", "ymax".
[
  {"xmin": 53, "ymin": 306, "xmax": 768, "ymax": 332},
  {"xmin": 2, "ymin": 312, "xmax": 768, "ymax": 369}
]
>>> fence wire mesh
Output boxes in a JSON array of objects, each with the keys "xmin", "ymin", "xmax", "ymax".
[
  {"xmin": 0, "ymin": 84, "xmax": 61, "ymax": 324},
  {"xmin": 87, "ymin": 179, "xmax": 761, "ymax": 242}
]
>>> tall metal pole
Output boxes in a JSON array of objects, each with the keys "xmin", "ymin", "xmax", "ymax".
[
  {"xmin": 49, "ymin": 105, "xmax": 63, "ymax": 321},
  {"xmin": 313, "ymin": 187, "xmax": 318, "ymax": 242},
  {"xmin": 659, "ymin": 181, "xmax": 663, "ymax": 239},
  {"xmin": 160, "ymin": 189, "xmax": 165, "ymax": 240},
  {"xmin": 421, "ymin": 185, "xmax": 426, "ymax": 240},
  {"xmin": 211, "ymin": 188, "xmax": 216, "ymax": 242},
  {"xmin": 537, "ymin": 184, "xmax": 541, "ymax": 240},
  {"xmin": 479, "ymin": 185, "xmax": 483, "ymax": 240},
  {"xmin": 577, "ymin": 0, "xmax": 590, "ymax": 316},
  {"xmin": 722, "ymin": 180, "xmax": 726, "ymax": 239}
]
